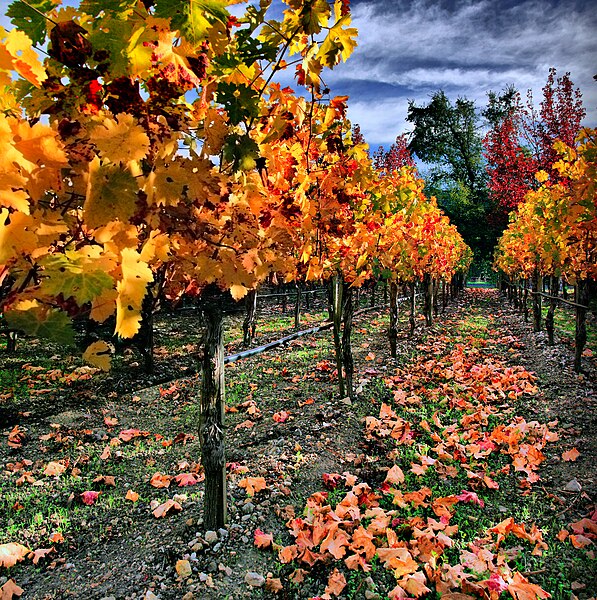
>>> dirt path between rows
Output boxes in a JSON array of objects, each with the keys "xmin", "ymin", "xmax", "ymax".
[{"xmin": 1, "ymin": 288, "xmax": 595, "ymax": 600}]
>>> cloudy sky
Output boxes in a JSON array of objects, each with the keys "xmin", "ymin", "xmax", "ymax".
[
  {"xmin": 324, "ymin": 0, "xmax": 597, "ymax": 149},
  {"xmin": 1, "ymin": 0, "xmax": 595, "ymax": 150}
]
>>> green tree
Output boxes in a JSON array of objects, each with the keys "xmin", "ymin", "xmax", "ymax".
[{"xmin": 406, "ymin": 91, "xmax": 498, "ymax": 259}]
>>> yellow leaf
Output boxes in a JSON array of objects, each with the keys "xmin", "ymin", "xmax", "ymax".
[
  {"xmin": 0, "ymin": 28, "xmax": 46, "ymax": 86},
  {"xmin": 84, "ymin": 158, "xmax": 139, "ymax": 229},
  {"xmin": 115, "ymin": 248, "xmax": 153, "ymax": 338},
  {"xmin": 0, "ymin": 542, "xmax": 30, "ymax": 568},
  {"xmin": 229, "ymin": 283, "xmax": 248, "ymax": 301},
  {"xmin": 82, "ymin": 340, "xmax": 113, "ymax": 371},
  {"xmin": 92, "ymin": 113, "xmax": 150, "ymax": 163},
  {"xmin": 238, "ymin": 476, "xmax": 266, "ymax": 496}
]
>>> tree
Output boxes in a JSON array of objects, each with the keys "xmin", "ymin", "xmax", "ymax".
[
  {"xmin": 406, "ymin": 91, "xmax": 497, "ymax": 260},
  {"xmin": 483, "ymin": 69, "xmax": 585, "ymax": 223}
]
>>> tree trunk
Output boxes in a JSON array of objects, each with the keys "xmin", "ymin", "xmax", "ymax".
[
  {"xmin": 341, "ymin": 283, "xmax": 355, "ymax": 400},
  {"xmin": 388, "ymin": 281, "xmax": 399, "ymax": 358},
  {"xmin": 138, "ymin": 291, "xmax": 154, "ymax": 374},
  {"xmin": 432, "ymin": 279, "xmax": 439, "ymax": 317},
  {"xmin": 294, "ymin": 284, "xmax": 302, "ymax": 330},
  {"xmin": 383, "ymin": 281, "xmax": 388, "ymax": 304},
  {"xmin": 305, "ymin": 284, "xmax": 311, "ymax": 310},
  {"xmin": 242, "ymin": 290, "xmax": 257, "ymax": 348},
  {"xmin": 546, "ymin": 276, "xmax": 558, "ymax": 346},
  {"xmin": 574, "ymin": 279, "xmax": 590, "ymax": 372},
  {"xmin": 6, "ymin": 331, "xmax": 17, "ymax": 352},
  {"xmin": 331, "ymin": 275, "xmax": 346, "ymax": 398},
  {"xmin": 200, "ymin": 292, "xmax": 227, "ymax": 530},
  {"xmin": 370, "ymin": 282, "xmax": 376, "ymax": 308},
  {"xmin": 423, "ymin": 273, "xmax": 433, "ymax": 326},
  {"xmin": 409, "ymin": 282, "xmax": 416, "ymax": 337},
  {"xmin": 523, "ymin": 280, "xmax": 529, "ymax": 323},
  {"xmin": 532, "ymin": 269, "xmax": 542, "ymax": 332}
]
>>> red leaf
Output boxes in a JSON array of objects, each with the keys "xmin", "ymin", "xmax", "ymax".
[
  {"xmin": 455, "ymin": 490, "xmax": 485, "ymax": 507},
  {"xmin": 562, "ymin": 448, "xmax": 580, "ymax": 462},
  {"xmin": 254, "ymin": 528, "xmax": 274, "ymax": 549},
  {"xmin": 80, "ymin": 491, "xmax": 100, "ymax": 505}
]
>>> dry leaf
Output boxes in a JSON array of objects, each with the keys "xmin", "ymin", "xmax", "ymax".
[
  {"xmin": 125, "ymin": 490, "xmax": 140, "ymax": 502},
  {"xmin": 265, "ymin": 576, "xmax": 283, "ymax": 593},
  {"xmin": 150, "ymin": 472, "xmax": 172, "ymax": 488},
  {"xmin": 80, "ymin": 491, "xmax": 100, "ymax": 505},
  {"xmin": 0, "ymin": 579, "xmax": 24, "ymax": 599},
  {"xmin": 254, "ymin": 529, "xmax": 274, "ymax": 549},
  {"xmin": 562, "ymin": 448, "xmax": 580, "ymax": 462},
  {"xmin": 31, "ymin": 547, "xmax": 54, "ymax": 565},
  {"xmin": 238, "ymin": 476, "xmax": 267, "ymax": 496},
  {"xmin": 0, "ymin": 543, "xmax": 30, "ymax": 568},
  {"xmin": 43, "ymin": 461, "xmax": 67, "ymax": 477},
  {"xmin": 152, "ymin": 499, "xmax": 182, "ymax": 518}
]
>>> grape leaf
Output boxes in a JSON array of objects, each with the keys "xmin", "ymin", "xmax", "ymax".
[
  {"xmin": 92, "ymin": 113, "xmax": 150, "ymax": 163},
  {"xmin": 316, "ymin": 14, "xmax": 358, "ymax": 67},
  {"xmin": 84, "ymin": 158, "xmax": 139, "ymax": 229},
  {"xmin": 4, "ymin": 300, "xmax": 75, "ymax": 346},
  {"xmin": 82, "ymin": 340, "xmax": 113, "ymax": 371},
  {"xmin": 0, "ymin": 542, "xmax": 30, "ymax": 568}
]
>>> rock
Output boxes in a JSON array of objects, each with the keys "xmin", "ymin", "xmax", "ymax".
[
  {"xmin": 340, "ymin": 396, "xmax": 352, "ymax": 405},
  {"xmin": 212, "ymin": 542, "xmax": 222, "ymax": 553},
  {"xmin": 204, "ymin": 530, "xmax": 218, "ymax": 544},
  {"xmin": 191, "ymin": 542, "xmax": 203, "ymax": 553},
  {"xmin": 244, "ymin": 572, "xmax": 265, "ymax": 587},
  {"xmin": 217, "ymin": 528, "xmax": 228, "ymax": 540},
  {"xmin": 365, "ymin": 592, "xmax": 382, "ymax": 600},
  {"xmin": 182, "ymin": 593, "xmax": 194, "ymax": 600},
  {"xmin": 144, "ymin": 592, "xmax": 159, "ymax": 600},
  {"xmin": 565, "ymin": 478, "xmax": 582, "ymax": 493},
  {"xmin": 241, "ymin": 502, "xmax": 255, "ymax": 515},
  {"xmin": 176, "ymin": 559, "xmax": 192, "ymax": 579}
]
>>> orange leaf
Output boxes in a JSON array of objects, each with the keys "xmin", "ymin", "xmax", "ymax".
[
  {"xmin": 254, "ymin": 528, "xmax": 274, "ymax": 549},
  {"xmin": 93, "ymin": 475, "xmax": 116, "ymax": 487},
  {"xmin": 0, "ymin": 579, "xmax": 24, "ymax": 599},
  {"xmin": 398, "ymin": 571, "xmax": 431, "ymax": 597},
  {"xmin": 152, "ymin": 499, "xmax": 182, "ymax": 518},
  {"xmin": 43, "ymin": 461, "xmax": 67, "ymax": 477},
  {"xmin": 150, "ymin": 472, "xmax": 172, "ymax": 488},
  {"xmin": 125, "ymin": 490, "xmax": 140, "ymax": 503},
  {"xmin": 0, "ymin": 543, "xmax": 30, "ymax": 568},
  {"xmin": 49, "ymin": 532, "xmax": 64, "ymax": 544},
  {"xmin": 279, "ymin": 544, "xmax": 299, "ymax": 563},
  {"xmin": 507, "ymin": 572, "xmax": 550, "ymax": 600},
  {"xmin": 323, "ymin": 568, "xmax": 346, "ymax": 598},
  {"xmin": 385, "ymin": 465, "xmax": 405, "ymax": 485},
  {"xmin": 238, "ymin": 476, "xmax": 267, "ymax": 496},
  {"xmin": 320, "ymin": 527, "xmax": 350, "ymax": 560},
  {"xmin": 119, "ymin": 428, "xmax": 150, "ymax": 442},
  {"xmin": 265, "ymin": 576, "xmax": 283, "ymax": 593},
  {"xmin": 103, "ymin": 416, "xmax": 118, "ymax": 427},
  {"xmin": 99, "ymin": 445, "xmax": 111, "ymax": 460},
  {"xmin": 556, "ymin": 529, "xmax": 569, "ymax": 542},
  {"xmin": 562, "ymin": 448, "xmax": 580, "ymax": 462},
  {"xmin": 174, "ymin": 473, "xmax": 198, "ymax": 487},
  {"xmin": 31, "ymin": 547, "xmax": 54, "ymax": 565},
  {"xmin": 289, "ymin": 568, "xmax": 308, "ymax": 584},
  {"xmin": 273, "ymin": 410, "xmax": 291, "ymax": 423},
  {"xmin": 570, "ymin": 534, "xmax": 593, "ymax": 549}
]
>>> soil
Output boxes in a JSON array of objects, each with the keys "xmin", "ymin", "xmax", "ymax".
[{"xmin": 0, "ymin": 289, "xmax": 595, "ymax": 600}]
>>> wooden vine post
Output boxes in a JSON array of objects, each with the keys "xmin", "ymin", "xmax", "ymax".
[
  {"xmin": 242, "ymin": 290, "xmax": 258, "ymax": 348},
  {"xmin": 341, "ymin": 283, "xmax": 355, "ymax": 400},
  {"xmin": 574, "ymin": 280, "xmax": 590, "ymax": 372},
  {"xmin": 388, "ymin": 280, "xmax": 399, "ymax": 358},
  {"xmin": 545, "ymin": 276, "xmax": 558, "ymax": 346},
  {"xmin": 423, "ymin": 273, "xmax": 433, "ymax": 326},
  {"xmin": 532, "ymin": 269, "xmax": 542, "ymax": 332},
  {"xmin": 409, "ymin": 282, "xmax": 417, "ymax": 337},
  {"xmin": 200, "ymin": 289, "xmax": 227, "ymax": 529}
]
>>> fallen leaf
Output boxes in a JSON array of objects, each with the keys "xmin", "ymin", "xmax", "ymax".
[
  {"xmin": 150, "ymin": 472, "xmax": 172, "ymax": 488},
  {"xmin": 174, "ymin": 473, "xmax": 198, "ymax": 487},
  {"xmin": 570, "ymin": 534, "xmax": 593, "ymax": 549},
  {"xmin": 125, "ymin": 490, "xmax": 140, "ymax": 502},
  {"xmin": 238, "ymin": 476, "xmax": 267, "ymax": 496},
  {"xmin": 455, "ymin": 490, "xmax": 485, "ymax": 507},
  {"xmin": 93, "ymin": 475, "xmax": 116, "ymax": 487},
  {"xmin": 0, "ymin": 543, "xmax": 30, "ymax": 568},
  {"xmin": 265, "ymin": 576, "xmax": 283, "ymax": 593},
  {"xmin": 119, "ymin": 428, "xmax": 150, "ymax": 442},
  {"xmin": 31, "ymin": 547, "xmax": 54, "ymax": 565},
  {"xmin": 385, "ymin": 465, "xmax": 405, "ymax": 485},
  {"xmin": 152, "ymin": 499, "xmax": 182, "ymax": 518},
  {"xmin": 0, "ymin": 579, "xmax": 24, "ymax": 599},
  {"xmin": 80, "ymin": 491, "xmax": 100, "ymax": 505},
  {"xmin": 557, "ymin": 529, "xmax": 569, "ymax": 542},
  {"xmin": 103, "ymin": 416, "xmax": 118, "ymax": 427},
  {"xmin": 7, "ymin": 425, "xmax": 27, "ymax": 448},
  {"xmin": 288, "ymin": 568, "xmax": 308, "ymax": 584},
  {"xmin": 273, "ymin": 411, "xmax": 291, "ymax": 423},
  {"xmin": 43, "ymin": 461, "xmax": 67, "ymax": 477},
  {"xmin": 49, "ymin": 532, "xmax": 64, "ymax": 544},
  {"xmin": 254, "ymin": 529, "xmax": 274, "ymax": 549},
  {"xmin": 562, "ymin": 448, "xmax": 580, "ymax": 462},
  {"xmin": 323, "ymin": 568, "xmax": 346, "ymax": 598}
]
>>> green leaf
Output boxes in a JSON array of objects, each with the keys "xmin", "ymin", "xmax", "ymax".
[
  {"xmin": 79, "ymin": 0, "xmax": 138, "ymax": 17},
  {"xmin": 40, "ymin": 253, "xmax": 114, "ymax": 306},
  {"xmin": 222, "ymin": 133, "xmax": 259, "ymax": 172},
  {"xmin": 88, "ymin": 17, "xmax": 135, "ymax": 77},
  {"xmin": 7, "ymin": 0, "xmax": 55, "ymax": 45},
  {"xmin": 154, "ymin": 0, "xmax": 230, "ymax": 44},
  {"xmin": 5, "ymin": 303, "xmax": 75, "ymax": 346},
  {"xmin": 217, "ymin": 82, "xmax": 260, "ymax": 125}
]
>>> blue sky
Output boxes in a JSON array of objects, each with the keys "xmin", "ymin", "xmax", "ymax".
[{"xmin": 2, "ymin": 0, "xmax": 595, "ymax": 150}]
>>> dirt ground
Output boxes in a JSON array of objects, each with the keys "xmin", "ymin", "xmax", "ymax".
[{"xmin": 0, "ymin": 288, "xmax": 595, "ymax": 600}]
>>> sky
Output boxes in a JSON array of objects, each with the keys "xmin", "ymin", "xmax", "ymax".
[
  {"xmin": 1, "ymin": 0, "xmax": 595, "ymax": 151},
  {"xmin": 325, "ymin": 0, "xmax": 597, "ymax": 149}
]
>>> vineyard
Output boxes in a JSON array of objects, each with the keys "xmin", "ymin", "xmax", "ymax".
[{"xmin": 0, "ymin": 0, "xmax": 596, "ymax": 599}]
